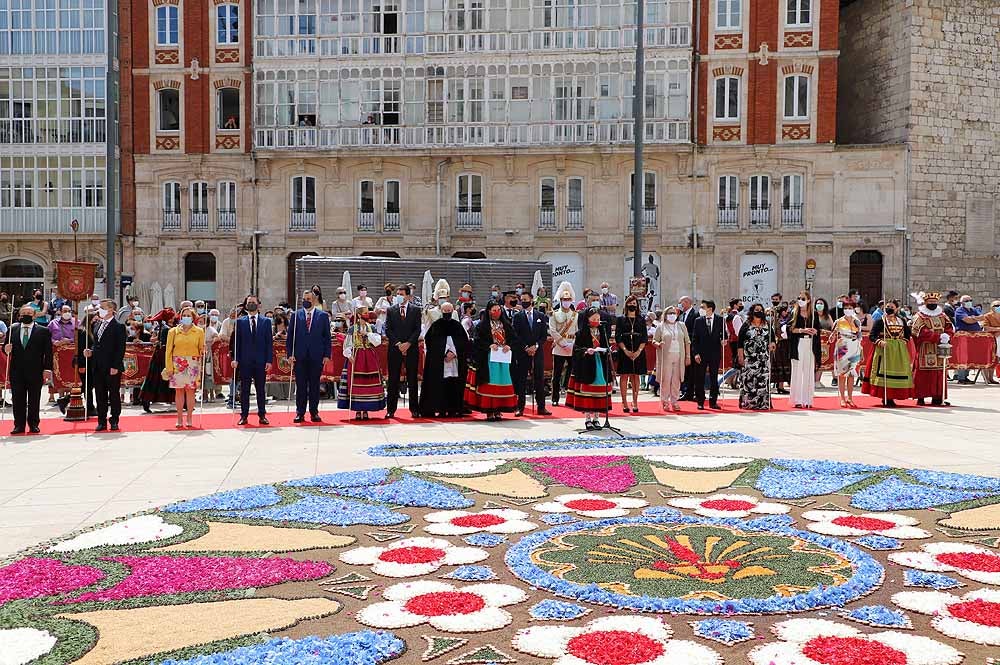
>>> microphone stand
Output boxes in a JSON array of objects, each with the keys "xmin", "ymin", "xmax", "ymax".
[
  {"xmin": 577, "ymin": 346, "xmax": 624, "ymax": 438},
  {"xmin": 286, "ymin": 314, "xmax": 297, "ymax": 413},
  {"xmin": 1, "ymin": 306, "xmax": 13, "ymax": 420}
]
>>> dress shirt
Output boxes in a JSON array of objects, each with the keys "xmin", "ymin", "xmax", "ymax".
[{"xmin": 443, "ymin": 336, "xmax": 458, "ymax": 378}]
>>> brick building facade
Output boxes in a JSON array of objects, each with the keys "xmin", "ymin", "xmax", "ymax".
[{"xmin": 839, "ymin": 0, "xmax": 1000, "ymax": 301}]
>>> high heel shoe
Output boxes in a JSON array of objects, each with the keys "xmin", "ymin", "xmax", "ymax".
[{"xmin": 839, "ymin": 398, "xmax": 847, "ymax": 407}]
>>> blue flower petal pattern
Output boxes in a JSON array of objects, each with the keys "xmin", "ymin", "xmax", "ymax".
[
  {"xmin": 285, "ymin": 469, "xmax": 391, "ymax": 488},
  {"xmin": 163, "ymin": 485, "xmax": 282, "ymax": 513},
  {"xmin": 154, "ymin": 631, "xmax": 405, "ymax": 665},
  {"xmin": 853, "ymin": 535, "xmax": 903, "ymax": 551},
  {"xmin": 770, "ymin": 459, "xmax": 891, "ymax": 474},
  {"xmin": 540, "ymin": 513, "xmax": 580, "ymax": 525},
  {"xmin": 441, "ymin": 565, "xmax": 497, "ymax": 581},
  {"xmin": 755, "ymin": 466, "xmax": 872, "ymax": 499},
  {"xmin": 329, "ymin": 475, "xmax": 473, "ymax": 509},
  {"xmin": 850, "ymin": 475, "xmax": 991, "ymax": 511},
  {"xmin": 463, "ymin": 533, "xmax": 507, "ymax": 547},
  {"xmin": 903, "ymin": 570, "xmax": 965, "ymax": 590},
  {"xmin": 689, "ymin": 619, "xmax": 755, "ymax": 645},
  {"xmin": 528, "ymin": 599, "xmax": 590, "ymax": 621},
  {"xmin": 908, "ymin": 469, "xmax": 1000, "ymax": 492},
  {"xmin": 220, "ymin": 494, "xmax": 408, "ymax": 526},
  {"xmin": 841, "ymin": 605, "xmax": 912, "ymax": 629}
]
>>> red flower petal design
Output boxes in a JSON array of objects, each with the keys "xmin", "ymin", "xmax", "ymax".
[
  {"xmin": 946, "ymin": 598, "xmax": 1000, "ymax": 627},
  {"xmin": 566, "ymin": 630, "xmax": 666, "ymax": 665},
  {"xmin": 451, "ymin": 514, "xmax": 507, "ymax": 528},
  {"xmin": 0, "ymin": 558, "xmax": 104, "ymax": 603},
  {"xmin": 378, "ymin": 546, "xmax": 447, "ymax": 565},
  {"xmin": 935, "ymin": 551, "xmax": 1000, "ymax": 573},
  {"xmin": 404, "ymin": 591, "xmax": 486, "ymax": 617},
  {"xmin": 700, "ymin": 499, "xmax": 756, "ymax": 512},
  {"xmin": 564, "ymin": 499, "xmax": 618, "ymax": 512},
  {"xmin": 801, "ymin": 636, "xmax": 908, "ymax": 665},
  {"xmin": 831, "ymin": 516, "xmax": 897, "ymax": 532}
]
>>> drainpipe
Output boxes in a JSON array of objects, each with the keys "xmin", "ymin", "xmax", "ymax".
[
  {"xmin": 435, "ymin": 157, "xmax": 452, "ymax": 256},
  {"xmin": 901, "ymin": 142, "xmax": 911, "ymax": 301},
  {"xmin": 689, "ymin": 0, "xmax": 701, "ymax": 299}
]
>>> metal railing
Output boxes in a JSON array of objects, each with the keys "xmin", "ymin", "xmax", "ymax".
[
  {"xmin": 0, "ymin": 208, "xmax": 107, "ymax": 234},
  {"xmin": 455, "ymin": 207, "xmax": 483, "ymax": 230},
  {"xmin": 749, "ymin": 205, "xmax": 770, "ymax": 229},
  {"xmin": 161, "ymin": 210, "xmax": 182, "ymax": 231},
  {"xmin": 566, "ymin": 206, "xmax": 585, "ymax": 230},
  {"xmin": 717, "ymin": 204, "xmax": 739, "ymax": 229},
  {"xmin": 538, "ymin": 206, "xmax": 557, "ymax": 231},
  {"xmin": 781, "ymin": 204, "xmax": 804, "ymax": 228},
  {"xmin": 217, "ymin": 209, "xmax": 237, "ymax": 232},
  {"xmin": 190, "ymin": 211, "xmax": 210, "ymax": 231},
  {"xmin": 289, "ymin": 208, "xmax": 317, "ymax": 232},
  {"xmin": 357, "ymin": 209, "xmax": 377, "ymax": 232},
  {"xmin": 383, "ymin": 210, "xmax": 401, "ymax": 232},
  {"xmin": 627, "ymin": 206, "xmax": 657, "ymax": 230}
]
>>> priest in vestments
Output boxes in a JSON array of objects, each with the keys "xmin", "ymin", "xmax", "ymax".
[{"xmin": 420, "ymin": 302, "xmax": 468, "ymax": 418}]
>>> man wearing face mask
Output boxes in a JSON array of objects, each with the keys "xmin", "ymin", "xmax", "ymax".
[
  {"xmin": 910, "ymin": 291, "xmax": 955, "ymax": 406},
  {"xmin": 287, "ymin": 290, "xmax": 331, "ymax": 423},
  {"xmin": 384, "ymin": 284, "xmax": 421, "ymax": 418},
  {"xmin": 512, "ymin": 291, "xmax": 551, "ymax": 416},
  {"xmin": 599, "ymin": 281, "xmax": 618, "ymax": 316},
  {"xmin": 953, "ymin": 295, "xmax": 985, "ymax": 385},
  {"xmin": 3, "ymin": 305, "xmax": 54, "ymax": 434},
  {"xmin": 353, "ymin": 285, "xmax": 373, "ymax": 311},
  {"xmin": 690, "ymin": 300, "xmax": 724, "ymax": 410},
  {"xmin": 548, "ymin": 282, "xmax": 578, "ymax": 406},
  {"xmin": 48, "ymin": 305, "xmax": 78, "ymax": 414},
  {"xmin": 420, "ymin": 301, "xmax": 469, "ymax": 418},
  {"xmin": 83, "ymin": 299, "xmax": 127, "ymax": 432},
  {"xmin": 231, "ymin": 294, "xmax": 273, "ymax": 426}
]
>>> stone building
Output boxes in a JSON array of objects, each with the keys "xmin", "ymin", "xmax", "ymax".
[{"xmin": 839, "ymin": 0, "xmax": 1000, "ymax": 301}]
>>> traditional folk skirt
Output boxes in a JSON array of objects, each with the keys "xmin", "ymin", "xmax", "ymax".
[
  {"xmin": 862, "ymin": 339, "xmax": 914, "ymax": 400},
  {"xmin": 139, "ymin": 346, "xmax": 174, "ymax": 403},
  {"xmin": 565, "ymin": 355, "xmax": 612, "ymax": 413},
  {"xmin": 463, "ymin": 362, "xmax": 517, "ymax": 412},
  {"xmin": 337, "ymin": 348, "xmax": 386, "ymax": 411}
]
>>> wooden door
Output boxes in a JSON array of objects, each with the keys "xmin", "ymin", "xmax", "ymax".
[{"xmin": 849, "ymin": 250, "xmax": 883, "ymax": 307}]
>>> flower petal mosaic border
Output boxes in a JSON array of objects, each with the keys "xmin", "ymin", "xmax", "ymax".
[{"xmin": 5, "ymin": 454, "xmax": 1000, "ymax": 664}]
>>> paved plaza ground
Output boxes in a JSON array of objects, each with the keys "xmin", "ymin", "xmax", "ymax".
[{"xmin": 2, "ymin": 382, "xmax": 996, "ymax": 558}]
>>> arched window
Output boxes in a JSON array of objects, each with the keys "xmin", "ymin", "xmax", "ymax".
[
  {"xmin": 217, "ymin": 87, "xmax": 240, "ymax": 129},
  {"xmin": 156, "ymin": 5, "xmax": 179, "ymax": 45},
  {"xmin": 184, "ymin": 252, "xmax": 217, "ymax": 305},
  {"xmin": 783, "ymin": 75, "xmax": 809, "ymax": 119},
  {"xmin": 216, "ymin": 3, "xmax": 239, "ymax": 44},
  {"xmin": 158, "ymin": 88, "xmax": 180, "ymax": 131}
]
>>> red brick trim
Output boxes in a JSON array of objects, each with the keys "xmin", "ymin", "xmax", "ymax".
[{"xmin": 783, "ymin": 31, "xmax": 813, "ymax": 48}]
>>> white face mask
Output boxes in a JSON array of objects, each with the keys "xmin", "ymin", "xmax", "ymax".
[
  {"xmin": 91, "ymin": 299, "xmax": 100, "ymax": 307},
  {"xmin": 666, "ymin": 314, "xmax": 678, "ymax": 323},
  {"xmin": 61, "ymin": 312, "xmax": 72, "ymax": 321},
  {"xmin": 561, "ymin": 299, "xmax": 572, "ymax": 309},
  {"xmin": 962, "ymin": 301, "xmax": 973, "ymax": 309},
  {"xmin": 698, "ymin": 308, "xmax": 707, "ymax": 318},
  {"xmin": 97, "ymin": 307, "xmax": 108, "ymax": 319},
  {"xmin": 843, "ymin": 308, "xmax": 855, "ymax": 318},
  {"xmin": 338, "ymin": 293, "xmax": 347, "ymax": 300},
  {"xmin": 359, "ymin": 290, "xmax": 367, "ymax": 297},
  {"xmin": 797, "ymin": 299, "xmax": 808, "ymax": 307},
  {"xmin": 601, "ymin": 287, "xmax": 609, "ymax": 294}
]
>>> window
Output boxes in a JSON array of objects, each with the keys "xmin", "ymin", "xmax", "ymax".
[
  {"xmin": 718, "ymin": 175, "xmax": 738, "ymax": 208},
  {"xmin": 156, "ymin": 5, "xmax": 179, "ymax": 46},
  {"xmin": 217, "ymin": 181, "xmax": 237, "ymax": 211},
  {"xmin": 749, "ymin": 175, "xmax": 769, "ymax": 209},
  {"xmin": 540, "ymin": 177, "xmax": 556, "ymax": 208},
  {"xmin": 457, "ymin": 174, "xmax": 482, "ymax": 211},
  {"xmin": 782, "ymin": 174, "xmax": 803, "ymax": 225},
  {"xmin": 714, "ymin": 77, "xmax": 739, "ymax": 121},
  {"xmin": 783, "ymin": 75, "xmax": 809, "ymax": 119},
  {"xmin": 217, "ymin": 88, "xmax": 240, "ymax": 129},
  {"xmin": 360, "ymin": 179, "xmax": 374, "ymax": 212},
  {"xmin": 158, "ymin": 88, "xmax": 180, "ymax": 131},
  {"xmin": 190, "ymin": 181, "xmax": 209, "ymax": 213},
  {"xmin": 630, "ymin": 171, "xmax": 656, "ymax": 208},
  {"xmin": 716, "ymin": 0, "xmax": 740, "ymax": 29},
  {"xmin": 567, "ymin": 177, "xmax": 583, "ymax": 209},
  {"xmin": 385, "ymin": 180, "xmax": 400, "ymax": 213},
  {"xmin": 163, "ymin": 181, "xmax": 181, "ymax": 212},
  {"xmin": 184, "ymin": 252, "xmax": 217, "ymax": 304},
  {"xmin": 291, "ymin": 175, "xmax": 316, "ymax": 211},
  {"xmin": 786, "ymin": 0, "xmax": 810, "ymax": 26},
  {"xmin": 217, "ymin": 4, "xmax": 239, "ymax": 43}
]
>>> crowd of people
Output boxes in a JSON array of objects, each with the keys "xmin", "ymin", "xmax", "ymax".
[{"xmin": 1, "ymin": 281, "xmax": 998, "ymax": 434}]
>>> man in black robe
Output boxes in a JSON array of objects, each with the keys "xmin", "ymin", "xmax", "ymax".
[{"xmin": 420, "ymin": 302, "xmax": 469, "ymax": 418}]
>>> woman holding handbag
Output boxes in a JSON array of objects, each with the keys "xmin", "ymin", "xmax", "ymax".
[{"xmin": 164, "ymin": 306, "xmax": 205, "ymax": 428}]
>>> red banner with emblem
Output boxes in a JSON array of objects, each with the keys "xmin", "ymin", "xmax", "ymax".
[{"xmin": 54, "ymin": 261, "xmax": 98, "ymax": 302}]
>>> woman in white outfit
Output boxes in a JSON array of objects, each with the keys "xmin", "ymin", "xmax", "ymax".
[
  {"xmin": 653, "ymin": 306, "xmax": 691, "ymax": 411},
  {"xmin": 789, "ymin": 290, "xmax": 822, "ymax": 408}
]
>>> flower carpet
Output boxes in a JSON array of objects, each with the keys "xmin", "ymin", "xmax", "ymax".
[{"xmin": 5, "ymin": 454, "xmax": 1000, "ymax": 664}]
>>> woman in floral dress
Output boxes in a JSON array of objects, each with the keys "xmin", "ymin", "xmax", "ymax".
[
  {"xmin": 831, "ymin": 302, "xmax": 863, "ymax": 407},
  {"xmin": 464, "ymin": 302, "xmax": 517, "ymax": 422},
  {"xmin": 738, "ymin": 303, "xmax": 772, "ymax": 411},
  {"xmin": 164, "ymin": 306, "xmax": 205, "ymax": 428}
]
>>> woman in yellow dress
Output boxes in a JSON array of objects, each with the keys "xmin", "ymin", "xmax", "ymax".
[{"xmin": 165, "ymin": 306, "xmax": 206, "ymax": 428}]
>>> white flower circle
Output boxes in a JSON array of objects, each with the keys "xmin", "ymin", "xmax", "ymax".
[
  {"xmin": 889, "ymin": 542, "xmax": 1000, "ymax": 585},
  {"xmin": 339, "ymin": 537, "xmax": 487, "ymax": 577},
  {"xmin": 533, "ymin": 493, "xmax": 648, "ymax": 518},
  {"xmin": 801, "ymin": 510, "xmax": 931, "ymax": 539},
  {"xmin": 749, "ymin": 618, "xmax": 963, "ymax": 665},
  {"xmin": 0, "ymin": 627, "xmax": 57, "ymax": 665},
  {"xmin": 355, "ymin": 580, "xmax": 527, "ymax": 633},
  {"xmin": 424, "ymin": 509, "xmax": 538, "ymax": 536},
  {"xmin": 894, "ymin": 588, "xmax": 1000, "ymax": 646},
  {"xmin": 47, "ymin": 515, "xmax": 184, "ymax": 552},
  {"xmin": 512, "ymin": 616, "xmax": 721, "ymax": 665},
  {"xmin": 669, "ymin": 493, "xmax": 790, "ymax": 519}
]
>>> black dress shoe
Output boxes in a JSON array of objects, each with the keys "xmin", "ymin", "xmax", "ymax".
[
  {"xmin": 537, "ymin": 409, "xmax": 552, "ymax": 416},
  {"xmin": 95, "ymin": 423, "xmax": 108, "ymax": 432},
  {"xmin": 293, "ymin": 415, "xmax": 305, "ymax": 423},
  {"xmin": 259, "ymin": 416, "xmax": 270, "ymax": 425},
  {"xmin": 237, "ymin": 417, "xmax": 248, "ymax": 425},
  {"xmin": 29, "ymin": 426, "xmax": 40, "ymax": 434},
  {"xmin": 310, "ymin": 413, "xmax": 322, "ymax": 422},
  {"xmin": 10, "ymin": 427, "xmax": 24, "ymax": 435},
  {"xmin": 110, "ymin": 423, "xmax": 120, "ymax": 431},
  {"xmin": 514, "ymin": 409, "xmax": 524, "ymax": 417},
  {"xmin": 697, "ymin": 404, "xmax": 705, "ymax": 410},
  {"xmin": 709, "ymin": 403, "xmax": 721, "ymax": 410},
  {"xmin": 386, "ymin": 411, "xmax": 395, "ymax": 419},
  {"xmin": 410, "ymin": 410, "xmax": 421, "ymax": 419}
]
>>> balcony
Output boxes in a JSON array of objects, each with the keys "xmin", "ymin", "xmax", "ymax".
[
  {"xmin": 190, "ymin": 211, "xmax": 210, "ymax": 231},
  {"xmin": 749, "ymin": 205, "xmax": 770, "ymax": 230},
  {"xmin": 566, "ymin": 206, "xmax": 585, "ymax": 230},
  {"xmin": 0, "ymin": 119, "xmax": 107, "ymax": 144},
  {"xmin": 162, "ymin": 211, "xmax": 182, "ymax": 231},
  {"xmin": 717, "ymin": 204, "xmax": 739, "ymax": 230},
  {"xmin": 627, "ymin": 206, "xmax": 657, "ymax": 230},
  {"xmin": 290, "ymin": 208, "xmax": 317, "ymax": 232},
  {"xmin": 455, "ymin": 208, "xmax": 483, "ymax": 231},
  {"xmin": 357, "ymin": 210, "xmax": 377, "ymax": 232},
  {"xmin": 217, "ymin": 210, "xmax": 237, "ymax": 232},
  {"xmin": 781, "ymin": 204, "xmax": 804, "ymax": 228},
  {"xmin": 0, "ymin": 208, "xmax": 107, "ymax": 234},
  {"xmin": 383, "ymin": 210, "xmax": 401, "ymax": 232},
  {"xmin": 538, "ymin": 206, "xmax": 557, "ymax": 231}
]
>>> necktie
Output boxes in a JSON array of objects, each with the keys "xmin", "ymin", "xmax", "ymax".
[
  {"xmin": 306, "ymin": 312, "xmax": 312, "ymax": 332},
  {"xmin": 97, "ymin": 319, "xmax": 108, "ymax": 341},
  {"xmin": 250, "ymin": 316, "xmax": 256, "ymax": 336},
  {"xmin": 400, "ymin": 305, "xmax": 405, "ymax": 317},
  {"xmin": 707, "ymin": 317, "xmax": 712, "ymax": 334},
  {"xmin": 21, "ymin": 325, "xmax": 29, "ymax": 347}
]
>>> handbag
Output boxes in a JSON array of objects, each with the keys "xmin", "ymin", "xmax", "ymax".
[{"xmin": 161, "ymin": 367, "xmax": 172, "ymax": 381}]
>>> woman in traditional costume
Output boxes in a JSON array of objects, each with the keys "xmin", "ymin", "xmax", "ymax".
[
  {"xmin": 566, "ymin": 307, "xmax": 613, "ymax": 429},
  {"xmin": 653, "ymin": 306, "xmax": 690, "ymax": 412},
  {"xmin": 464, "ymin": 302, "xmax": 517, "ymax": 421},
  {"xmin": 548, "ymin": 281, "xmax": 578, "ymax": 406},
  {"xmin": 338, "ymin": 305, "xmax": 385, "ymax": 420},
  {"xmin": 738, "ymin": 303, "xmax": 773, "ymax": 411},
  {"xmin": 862, "ymin": 302, "xmax": 913, "ymax": 407},
  {"xmin": 831, "ymin": 301, "xmax": 863, "ymax": 407},
  {"xmin": 137, "ymin": 307, "xmax": 176, "ymax": 412}
]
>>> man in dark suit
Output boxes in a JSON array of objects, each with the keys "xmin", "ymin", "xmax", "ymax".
[
  {"xmin": 385, "ymin": 284, "xmax": 421, "ymax": 418},
  {"xmin": 691, "ymin": 299, "xmax": 724, "ymax": 410},
  {"xmin": 3, "ymin": 304, "xmax": 54, "ymax": 434},
  {"xmin": 83, "ymin": 299, "xmax": 127, "ymax": 431},
  {"xmin": 231, "ymin": 294, "xmax": 273, "ymax": 426},
  {"xmin": 678, "ymin": 295, "xmax": 698, "ymax": 400},
  {"xmin": 287, "ymin": 289, "xmax": 330, "ymax": 423},
  {"xmin": 512, "ymin": 291, "xmax": 551, "ymax": 416}
]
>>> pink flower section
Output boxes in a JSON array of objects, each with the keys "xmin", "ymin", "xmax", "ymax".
[
  {"xmin": 0, "ymin": 558, "xmax": 105, "ymax": 603},
  {"xmin": 526, "ymin": 456, "xmax": 637, "ymax": 493},
  {"xmin": 66, "ymin": 556, "xmax": 333, "ymax": 603}
]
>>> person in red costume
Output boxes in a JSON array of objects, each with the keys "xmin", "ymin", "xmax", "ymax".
[{"xmin": 909, "ymin": 291, "xmax": 954, "ymax": 406}]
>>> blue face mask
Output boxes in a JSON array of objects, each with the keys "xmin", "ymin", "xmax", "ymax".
[
  {"xmin": 144, "ymin": 322, "xmax": 152, "ymax": 331},
  {"xmin": 302, "ymin": 300, "xmax": 313, "ymax": 309},
  {"xmin": 393, "ymin": 295, "xmax": 404, "ymax": 305},
  {"xmin": 181, "ymin": 316, "xmax": 193, "ymax": 326},
  {"xmin": 994, "ymin": 306, "xmax": 1000, "ymax": 314}
]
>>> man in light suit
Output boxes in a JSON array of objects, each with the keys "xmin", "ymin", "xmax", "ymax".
[
  {"xmin": 690, "ymin": 299, "xmax": 724, "ymax": 410},
  {"xmin": 512, "ymin": 291, "xmax": 551, "ymax": 416},
  {"xmin": 231, "ymin": 294, "xmax": 273, "ymax": 425},
  {"xmin": 3, "ymin": 304, "xmax": 54, "ymax": 434},
  {"xmin": 287, "ymin": 289, "xmax": 331, "ymax": 423},
  {"xmin": 385, "ymin": 284, "xmax": 421, "ymax": 418}
]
